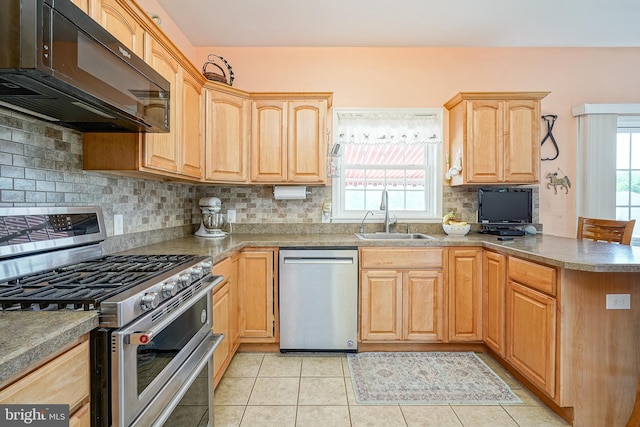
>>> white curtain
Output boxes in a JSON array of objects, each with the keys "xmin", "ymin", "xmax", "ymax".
[
  {"xmin": 574, "ymin": 111, "xmax": 618, "ymax": 219},
  {"xmin": 336, "ymin": 112, "xmax": 442, "ymax": 146}
]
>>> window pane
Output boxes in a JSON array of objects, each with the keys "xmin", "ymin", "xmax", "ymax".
[
  {"xmin": 364, "ymin": 190, "xmax": 382, "ymax": 210},
  {"xmin": 616, "ymin": 206, "xmax": 628, "ymax": 221},
  {"xmin": 633, "ymin": 133, "xmax": 640, "ymax": 169},
  {"xmin": 617, "ymin": 132, "xmax": 630, "ymax": 169},
  {"xmin": 364, "ymin": 145, "xmax": 386, "ymax": 165},
  {"xmin": 617, "ymin": 170, "xmax": 630, "ymax": 193},
  {"xmin": 344, "ymin": 190, "xmax": 364, "ymax": 210},
  {"xmin": 344, "ymin": 145, "xmax": 364, "ymax": 164},
  {"xmin": 405, "ymin": 145, "xmax": 425, "ymax": 166},
  {"xmin": 406, "ymin": 190, "xmax": 426, "ymax": 210},
  {"xmin": 388, "ymin": 190, "xmax": 405, "ymax": 210},
  {"xmin": 364, "ymin": 169, "xmax": 385, "ymax": 188},
  {"xmin": 632, "ymin": 171, "xmax": 640, "ymax": 196}
]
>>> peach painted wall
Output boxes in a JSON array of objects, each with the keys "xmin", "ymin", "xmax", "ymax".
[
  {"xmin": 132, "ymin": 1, "xmax": 640, "ymax": 237},
  {"xmin": 189, "ymin": 47, "xmax": 640, "ymax": 237}
]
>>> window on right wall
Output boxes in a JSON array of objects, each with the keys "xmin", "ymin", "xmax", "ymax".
[{"xmin": 616, "ymin": 117, "xmax": 640, "ymax": 240}]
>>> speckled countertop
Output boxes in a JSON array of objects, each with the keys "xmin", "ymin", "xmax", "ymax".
[
  {"xmin": 118, "ymin": 232, "xmax": 640, "ymax": 273},
  {"xmin": 3, "ymin": 231, "xmax": 639, "ymax": 386},
  {"xmin": 0, "ymin": 311, "xmax": 98, "ymax": 384}
]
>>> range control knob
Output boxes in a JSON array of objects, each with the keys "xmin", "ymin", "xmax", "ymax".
[
  {"xmin": 161, "ymin": 281, "xmax": 178, "ymax": 297},
  {"xmin": 177, "ymin": 273, "xmax": 191, "ymax": 289},
  {"xmin": 190, "ymin": 266, "xmax": 204, "ymax": 280},
  {"xmin": 140, "ymin": 292, "xmax": 159, "ymax": 311},
  {"xmin": 199, "ymin": 260, "xmax": 213, "ymax": 270}
]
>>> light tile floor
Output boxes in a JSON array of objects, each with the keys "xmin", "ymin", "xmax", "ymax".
[{"xmin": 214, "ymin": 352, "xmax": 570, "ymax": 427}]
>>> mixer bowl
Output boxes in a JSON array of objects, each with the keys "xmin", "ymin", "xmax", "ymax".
[{"xmin": 203, "ymin": 213, "xmax": 226, "ymax": 230}]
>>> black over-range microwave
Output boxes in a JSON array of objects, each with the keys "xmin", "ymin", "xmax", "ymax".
[{"xmin": 0, "ymin": 0, "xmax": 170, "ymax": 133}]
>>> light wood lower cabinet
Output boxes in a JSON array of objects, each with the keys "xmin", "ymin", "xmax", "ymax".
[
  {"xmin": 506, "ymin": 257, "xmax": 557, "ymax": 398},
  {"xmin": 448, "ymin": 248, "xmax": 483, "ymax": 342},
  {"xmin": 238, "ymin": 249, "xmax": 277, "ymax": 342},
  {"xmin": 360, "ymin": 248, "xmax": 445, "ymax": 342},
  {"xmin": 212, "ymin": 255, "xmax": 240, "ymax": 387},
  {"xmin": 0, "ymin": 337, "xmax": 90, "ymax": 419},
  {"xmin": 483, "ymin": 251, "xmax": 506, "ymax": 357}
]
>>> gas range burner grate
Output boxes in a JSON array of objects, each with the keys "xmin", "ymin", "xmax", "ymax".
[{"xmin": 0, "ymin": 254, "xmax": 198, "ymax": 311}]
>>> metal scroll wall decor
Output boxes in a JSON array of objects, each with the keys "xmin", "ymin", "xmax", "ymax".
[{"xmin": 540, "ymin": 114, "xmax": 571, "ymax": 194}]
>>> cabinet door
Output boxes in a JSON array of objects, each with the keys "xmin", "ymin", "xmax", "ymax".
[
  {"xmin": 504, "ymin": 100, "xmax": 540, "ymax": 182},
  {"xmin": 229, "ymin": 254, "xmax": 240, "ymax": 347},
  {"xmin": 144, "ymin": 37, "xmax": 180, "ymax": 174},
  {"xmin": 238, "ymin": 250, "xmax": 275, "ymax": 339},
  {"xmin": 506, "ymin": 280, "xmax": 557, "ymax": 398},
  {"xmin": 250, "ymin": 101, "xmax": 287, "ymax": 182},
  {"xmin": 71, "ymin": 0, "xmax": 91, "ymax": 14},
  {"xmin": 287, "ymin": 100, "xmax": 327, "ymax": 183},
  {"xmin": 466, "ymin": 100, "xmax": 503, "ymax": 183},
  {"xmin": 181, "ymin": 71, "xmax": 204, "ymax": 179},
  {"xmin": 361, "ymin": 270, "xmax": 403, "ymax": 341},
  {"xmin": 213, "ymin": 281, "xmax": 230, "ymax": 387},
  {"xmin": 205, "ymin": 90, "xmax": 249, "ymax": 182},
  {"xmin": 93, "ymin": 0, "xmax": 145, "ymax": 58},
  {"xmin": 448, "ymin": 249, "xmax": 483, "ymax": 342},
  {"xmin": 483, "ymin": 251, "xmax": 506, "ymax": 356},
  {"xmin": 0, "ymin": 341, "xmax": 90, "ymax": 412},
  {"xmin": 403, "ymin": 270, "xmax": 445, "ymax": 342}
]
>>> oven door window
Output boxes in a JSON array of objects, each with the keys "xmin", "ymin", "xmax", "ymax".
[{"xmin": 137, "ymin": 295, "xmax": 208, "ymax": 396}]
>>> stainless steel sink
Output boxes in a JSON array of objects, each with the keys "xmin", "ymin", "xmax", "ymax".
[{"xmin": 355, "ymin": 232, "xmax": 437, "ymax": 240}]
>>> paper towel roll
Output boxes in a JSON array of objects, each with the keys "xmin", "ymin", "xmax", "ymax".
[{"xmin": 273, "ymin": 186, "xmax": 308, "ymax": 200}]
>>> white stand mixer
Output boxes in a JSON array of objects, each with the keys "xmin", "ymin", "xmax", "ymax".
[{"xmin": 195, "ymin": 197, "xmax": 228, "ymax": 238}]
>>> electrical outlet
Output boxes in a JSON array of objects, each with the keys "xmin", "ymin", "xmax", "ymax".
[
  {"xmin": 226, "ymin": 209, "xmax": 236, "ymax": 223},
  {"xmin": 113, "ymin": 214, "xmax": 123, "ymax": 235},
  {"xmin": 606, "ymin": 294, "xmax": 631, "ymax": 310}
]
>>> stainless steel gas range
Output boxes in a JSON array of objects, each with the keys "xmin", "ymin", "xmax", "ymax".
[{"xmin": 0, "ymin": 206, "xmax": 224, "ymax": 426}]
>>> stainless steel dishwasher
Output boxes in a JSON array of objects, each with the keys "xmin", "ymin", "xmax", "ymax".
[{"xmin": 279, "ymin": 247, "xmax": 358, "ymax": 352}]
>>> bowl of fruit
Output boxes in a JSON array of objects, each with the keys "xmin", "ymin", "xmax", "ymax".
[{"xmin": 442, "ymin": 210, "xmax": 471, "ymax": 236}]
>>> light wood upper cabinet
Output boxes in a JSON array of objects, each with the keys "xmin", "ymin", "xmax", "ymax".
[
  {"xmin": 180, "ymin": 70, "xmax": 204, "ymax": 179},
  {"xmin": 144, "ymin": 37, "xmax": 181, "ymax": 174},
  {"xmin": 483, "ymin": 251, "xmax": 506, "ymax": 357},
  {"xmin": 287, "ymin": 100, "xmax": 327, "ymax": 183},
  {"xmin": 93, "ymin": 0, "xmax": 146, "ymax": 58},
  {"xmin": 250, "ymin": 96, "xmax": 330, "ymax": 184},
  {"xmin": 205, "ymin": 87, "xmax": 250, "ymax": 183},
  {"xmin": 448, "ymin": 248, "xmax": 483, "ymax": 342},
  {"xmin": 445, "ymin": 92, "xmax": 549, "ymax": 185},
  {"xmin": 70, "ymin": 0, "xmax": 91, "ymax": 14}
]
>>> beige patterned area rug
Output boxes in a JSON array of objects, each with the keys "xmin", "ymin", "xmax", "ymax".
[{"xmin": 347, "ymin": 352, "xmax": 521, "ymax": 405}]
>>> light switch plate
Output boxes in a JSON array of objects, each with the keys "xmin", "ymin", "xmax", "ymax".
[
  {"xmin": 113, "ymin": 214, "xmax": 123, "ymax": 235},
  {"xmin": 227, "ymin": 209, "xmax": 236, "ymax": 223},
  {"xmin": 606, "ymin": 294, "xmax": 631, "ymax": 310}
]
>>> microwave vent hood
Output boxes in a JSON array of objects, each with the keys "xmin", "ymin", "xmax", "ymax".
[{"xmin": 0, "ymin": 0, "xmax": 170, "ymax": 133}]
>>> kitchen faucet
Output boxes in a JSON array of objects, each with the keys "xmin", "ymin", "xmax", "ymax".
[
  {"xmin": 359, "ymin": 210, "xmax": 374, "ymax": 234},
  {"xmin": 380, "ymin": 188, "xmax": 396, "ymax": 233}
]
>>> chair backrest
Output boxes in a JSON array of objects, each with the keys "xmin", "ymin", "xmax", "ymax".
[{"xmin": 576, "ymin": 217, "xmax": 636, "ymax": 245}]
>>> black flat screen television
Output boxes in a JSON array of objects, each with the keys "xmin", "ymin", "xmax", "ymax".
[{"xmin": 478, "ymin": 188, "xmax": 533, "ymax": 225}]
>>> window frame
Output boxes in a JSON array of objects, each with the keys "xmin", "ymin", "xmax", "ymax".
[
  {"xmin": 616, "ymin": 116, "xmax": 640, "ymax": 242},
  {"xmin": 330, "ymin": 107, "xmax": 444, "ymax": 223}
]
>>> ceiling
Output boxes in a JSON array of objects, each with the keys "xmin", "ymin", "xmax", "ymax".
[{"xmin": 156, "ymin": 0, "xmax": 640, "ymax": 48}]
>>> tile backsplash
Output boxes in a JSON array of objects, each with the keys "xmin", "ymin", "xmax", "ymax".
[
  {"xmin": 0, "ymin": 108, "xmax": 197, "ymax": 244},
  {"xmin": 0, "ymin": 106, "xmax": 538, "ymax": 245}
]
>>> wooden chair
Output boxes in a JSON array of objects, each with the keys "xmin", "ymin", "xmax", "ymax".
[{"xmin": 576, "ymin": 217, "xmax": 635, "ymax": 245}]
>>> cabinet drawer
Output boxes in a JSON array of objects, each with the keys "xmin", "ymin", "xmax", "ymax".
[
  {"xmin": 360, "ymin": 248, "xmax": 443, "ymax": 269},
  {"xmin": 213, "ymin": 256, "xmax": 233, "ymax": 284},
  {"xmin": 0, "ymin": 340, "xmax": 90, "ymax": 412},
  {"xmin": 508, "ymin": 257, "xmax": 556, "ymax": 295}
]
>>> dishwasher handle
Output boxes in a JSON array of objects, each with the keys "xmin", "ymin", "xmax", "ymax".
[{"xmin": 283, "ymin": 257, "xmax": 354, "ymax": 265}]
